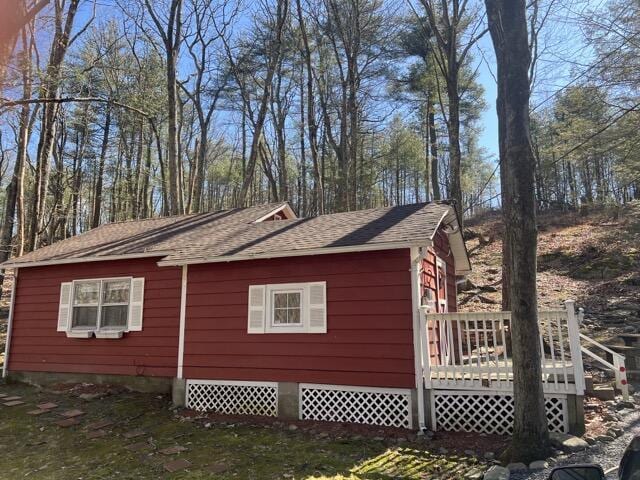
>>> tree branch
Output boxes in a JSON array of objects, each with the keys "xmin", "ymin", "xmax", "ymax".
[{"xmin": 0, "ymin": 97, "xmax": 150, "ymax": 117}]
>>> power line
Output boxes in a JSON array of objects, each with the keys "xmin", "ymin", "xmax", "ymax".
[{"xmin": 465, "ymin": 100, "xmax": 640, "ymax": 213}]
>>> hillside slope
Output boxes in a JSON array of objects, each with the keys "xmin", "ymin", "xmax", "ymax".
[{"xmin": 461, "ymin": 202, "xmax": 640, "ymax": 341}]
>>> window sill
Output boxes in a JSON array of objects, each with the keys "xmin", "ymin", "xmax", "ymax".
[
  {"xmin": 95, "ymin": 330, "xmax": 124, "ymax": 339},
  {"xmin": 64, "ymin": 330, "xmax": 126, "ymax": 339},
  {"xmin": 264, "ymin": 326, "xmax": 316, "ymax": 334},
  {"xmin": 66, "ymin": 330, "xmax": 93, "ymax": 338}
]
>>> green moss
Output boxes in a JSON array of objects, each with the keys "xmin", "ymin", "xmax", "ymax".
[{"xmin": 0, "ymin": 384, "xmax": 483, "ymax": 479}]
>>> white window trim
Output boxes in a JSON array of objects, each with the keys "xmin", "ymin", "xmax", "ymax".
[
  {"xmin": 70, "ymin": 276, "xmax": 133, "ymax": 336},
  {"xmin": 265, "ymin": 283, "xmax": 308, "ymax": 333}
]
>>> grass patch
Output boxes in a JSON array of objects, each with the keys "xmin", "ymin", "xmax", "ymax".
[{"xmin": 0, "ymin": 383, "xmax": 484, "ymax": 479}]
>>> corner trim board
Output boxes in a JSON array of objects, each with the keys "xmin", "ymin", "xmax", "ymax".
[
  {"xmin": 2, "ymin": 267, "xmax": 18, "ymax": 378},
  {"xmin": 410, "ymin": 247, "xmax": 427, "ymax": 430},
  {"xmin": 177, "ymin": 265, "xmax": 188, "ymax": 379}
]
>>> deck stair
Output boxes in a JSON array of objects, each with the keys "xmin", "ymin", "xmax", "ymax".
[
  {"xmin": 583, "ymin": 374, "xmax": 618, "ymax": 400},
  {"xmin": 606, "ymin": 343, "xmax": 640, "ymax": 381}
]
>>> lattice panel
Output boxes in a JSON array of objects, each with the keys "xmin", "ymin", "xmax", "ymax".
[
  {"xmin": 300, "ymin": 385, "xmax": 412, "ymax": 429},
  {"xmin": 186, "ymin": 381, "xmax": 278, "ymax": 417},
  {"xmin": 434, "ymin": 391, "xmax": 568, "ymax": 435}
]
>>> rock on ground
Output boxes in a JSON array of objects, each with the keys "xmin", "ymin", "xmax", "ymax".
[
  {"xmin": 549, "ymin": 432, "xmax": 589, "ymax": 452},
  {"xmin": 484, "ymin": 465, "xmax": 509, "ymax": 480},
  {"xmin": 511, "ymin": 406, "xmax": 640, "ymax": 480}
]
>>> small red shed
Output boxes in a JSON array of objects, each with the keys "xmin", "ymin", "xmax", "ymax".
[{"xmin": 2, "ymin": 201, "xmax": 470, "ymax": 430}]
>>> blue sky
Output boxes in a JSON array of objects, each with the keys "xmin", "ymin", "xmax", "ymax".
[
  {"xmin": 69, "ymin": 0, "xmax": 590, "ymax": 166},
  {"xmin": 477, "ymin": 35, "xmax": 499, "ymax": 159}
]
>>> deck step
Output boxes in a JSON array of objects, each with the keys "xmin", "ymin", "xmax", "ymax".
[
  {"xmin": 591, "ymin": 385, "xmax": 616, "ymax": 401},
  {"xmin": 584, "ymin": 375, "xmax": 594, "ymax": 394},
  {"xmin": 618, "ymin": 333, "xmax": 640, "ymax": 347}
]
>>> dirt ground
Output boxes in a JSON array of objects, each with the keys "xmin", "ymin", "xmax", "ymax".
[{"xmin": 461, "ymin": 202, "xmax": 640, "ymax": 341}]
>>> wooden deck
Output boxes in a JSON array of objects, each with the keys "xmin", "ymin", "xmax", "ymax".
[{"xmin": 423, "ymin": 303, "xmax": 585, "ymax": 395}]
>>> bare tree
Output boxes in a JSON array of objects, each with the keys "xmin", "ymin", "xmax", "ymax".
[
  {"xmin": 486, "ymin": 0, "xmax": 550, "ymax": 463},
  {"xmin": 141, "ymin": 0, "xmax": 185, "ymax": 215},
  {"xmin": 295, "ymin": 0, "xmax": 324, "ymax": 213},
  {"xmin": 0, "ymin": 21, "xmax": 36, "ymax": 290},
  {"xmin": 28, "ymin": 0, "xmax": 92, "ymax": 251},
  {"xmin": 234, "ymin": 0, "xmax": 290, "ymax": 205},
  {"xmin": 180, "ymin": 0, "xmax": 236, "ymax": 213}
]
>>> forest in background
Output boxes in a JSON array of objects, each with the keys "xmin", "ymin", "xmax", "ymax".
[{"xmin": 0, "ymin": 0, "xmax": 638, "ymax": 270}]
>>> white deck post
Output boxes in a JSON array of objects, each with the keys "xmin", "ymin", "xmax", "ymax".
[
  {"xmin": 613, "ymin": 354, "xmax": 630, "ymax": 402},
  {"xmin": 565, "ymin": 300, "xmax": 585, "ymax": 396}
]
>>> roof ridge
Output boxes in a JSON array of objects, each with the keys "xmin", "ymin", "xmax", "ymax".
[{"xmin": 92, "ymin": 202, "xmax": 288, "ymax": 228}]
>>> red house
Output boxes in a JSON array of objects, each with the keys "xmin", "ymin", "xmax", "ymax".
[{"xmin": 2, "ymin": 201, "xmax": 470, "ymax": 431}]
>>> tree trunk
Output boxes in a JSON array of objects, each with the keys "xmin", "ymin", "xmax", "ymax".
[
  {"xmin": 428, "ymin": 104, "xmax": 440, "ymax": 200},
  {"xmin": 28, "ymin": 0, "xmax": 81, "ymax": 251},
  {"xmin": 92, "ymin": 106, "xmax": 111, "ymax": 228},
  {"xmin": 486, "ymin": 0, "xmax": 550, "ymax": 463},
  {"xmin": 0, "ymin": 28, "xmax": 31, "ymax": 290},
  {"xmin": 296, "ymin": 0, "xmax": 323, "ymax": 214},
  {"xmin": 0, "ymin": 0, "xmax": 48, "ymax": 90},
  {"xmin": 446, "ymin": 78, "xmax": 462, "ymax": 218},
  {"xmin": 238, "ymin": 0, "xmax": 289, "ymax": 205}
]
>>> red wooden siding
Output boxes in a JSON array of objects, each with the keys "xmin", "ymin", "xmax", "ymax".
[
  {"xmin": 433, "ymin": 228, "xmax": 457, "ymax": 313},
  {"xmin": 9, "ymin": 258, "xmax": 181, "ymax": 377},
  {"xmin": 183, "ymin": 249, "xmax": 416, "ymax": 389},
  {"xmin": 421, "ymin": 227, "xmax": 458, "ymax": 364}
]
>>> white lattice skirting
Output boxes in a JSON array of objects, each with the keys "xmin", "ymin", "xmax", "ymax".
[
  {"xmin": 186, "ymin": 380, "xmax": 278, "ymax": 417},
  {"xmin": 299, "ymin": 384, "xmax": 412, "ymax": 429},
  {"xmin": 432, "ymin": 390, "xmax": 568, "ymax": 435}
]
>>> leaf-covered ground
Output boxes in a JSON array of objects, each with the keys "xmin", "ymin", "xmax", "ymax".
[
  {"xmin": 461, "ymin": 202, "xmax": 640, "ymax": 342},
  {"xmin": 0, "ymin": 383, "xmax": 488, "ymax": 479}
]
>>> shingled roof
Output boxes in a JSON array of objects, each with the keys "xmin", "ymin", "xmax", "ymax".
[{"xmin": 3, "ymin": 201, "xmax": 471, "ymax": 273}]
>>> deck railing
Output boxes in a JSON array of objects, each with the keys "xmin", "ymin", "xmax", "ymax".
[{"xmin": 423, "ymin": 300, "xmax": 585, "ymax": 395}]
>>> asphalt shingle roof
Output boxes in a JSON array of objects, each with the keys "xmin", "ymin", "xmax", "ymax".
[{"xmin": 4, "ymin": 201, "xmax": 461, "ymax": 268}]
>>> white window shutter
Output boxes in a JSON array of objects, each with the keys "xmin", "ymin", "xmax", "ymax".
[
  {"xmin": 247, "ymin": 285, "xmax": 266, "ymax": 334},
  {"xmin": 128, "ymin": 277, "xmax": 145, "ymax": 331},
  {"xmin": 57, "ymin": 282, "xmax": 73, "ymax": 332},
  {"xmin": 307, "ymin": 282, "xmax": 327, "ymax": 333}
]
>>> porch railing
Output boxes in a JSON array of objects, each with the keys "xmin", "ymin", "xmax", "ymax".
[
  {"xmin": 423, "ymin": 300, "xmax": 585, "ymax": 395},
  {"xmin": 579, "ymin": 333, "xmax": 629, "ymax": 401}
]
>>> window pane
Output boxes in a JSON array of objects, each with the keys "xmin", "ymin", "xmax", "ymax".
[
  {"xmin": 287, "ymin": 308, "xmax": 301, "ymax": 324},
  {"xmin": 287, "ymin": 292, "xmax": 300, "ymax": 308},
  {"xmin": 273, "ymin": 293, "xmax": 287, "ymax": 308},
  {"xmin": 103, "ymin": 280, "xmax": 130, "ymax": 304},
  {"xmin": 72, "ymin": 306, "xmax": 98, "ymax": 328},
  {"xmin": 101, "ymin": 305, "xmax": 128, "ymax": 328},
  {"xmin": 74, "ymin": 282, "xmax": 99, "ymax": 305},
  {"xmin": 273, "ymin": 308, "xmax": 288, "ymax": 324}
]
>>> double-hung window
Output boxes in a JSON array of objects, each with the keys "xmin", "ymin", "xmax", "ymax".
[
  {"xmin": 247, "ymin": 282, "xmax": 327, "ymax": 334},
  {"xmin": 72, "ymin": 278, "xmax": 131, "ymax": 332},
  {"xmin": 59, "ymin": 277, "xmax": 144, "ymax": 338}
]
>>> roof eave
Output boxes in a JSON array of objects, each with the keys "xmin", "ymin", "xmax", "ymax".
[
  {"xmin": 432, "ymin": 204, "xmax": 472, "ymax": 275},
  {"xmin": 156, "ymin": 240, "xmax": 428, "ymax": 267},
  {"xmin": 0, "ymin": 251, "xmax": 172, "ymax": 269}
]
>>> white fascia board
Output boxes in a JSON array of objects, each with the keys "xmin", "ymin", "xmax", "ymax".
[
  {"xmin": 2, "ymin": 251, "xmax": 171, "ymax": 269},
  {"xmin": 157, "ymin": 241, "xmax": 429, "ymax": 267},
  {"xmin": 430, "ymin": 206, "xmax": 472, "ymax": 275}
]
